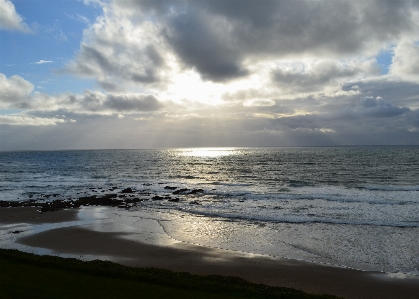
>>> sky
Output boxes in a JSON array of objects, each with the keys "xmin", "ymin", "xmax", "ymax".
[{"xmin": 1, "ymin": 0, "xmax": 419, "ymax": 150}]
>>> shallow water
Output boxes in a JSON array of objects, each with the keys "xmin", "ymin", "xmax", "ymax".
[{"xmin": 1, "ymin": 147, "xmax": 418, "ymax": 274}]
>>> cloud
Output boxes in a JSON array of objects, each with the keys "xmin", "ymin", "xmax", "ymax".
[
  {"xmin": 0, "ymin": 114, "xmax": 65, "ymax": 126},
  {"xmin": 163, "ymin": 8, "xmax": 249, "ymax": 81},
  {"xmin": 0, "ymin": 0, "xmax": 30, "ymax": 32},
  {"xmin": 64, "ymin": 0, "xmax": 419, "ymax": 91},
  {"xmin": 389, "ymin": 41, "xmax": 419, "ymax": 78},
  {"xmin": 341, "ymin": 96, "xmax": 410, "ymax": 118},
  {"xmin": 104, "ymin": 94, "xmax": 162, "ymax": 112},
  {"xmin": 0, "ymin": 74, "xmax": 34, "ymax": 108},
  {"xmin": 54, "ymin": 30, "xmax": 68, "ymax": 43},
  {"xmin": 65, "ymin": 13, "xmax": 91, "ymax": 25},
  {"xmin": 272, "ymin": 59, "xmax": 380, "ymax": 93},
  {"xmin": 35, "ymin": 60, "xmax": 53, "ymax": 65},
  {"xmin": 114, "ymin": 0, "xmax": 418, "ymax": 82},
  {"xmin": 342, "ymin": 77, "xmax": 419, "ymax": 109},
  {"xmin": 64, "ymin": 11, "xmax": 167, "ymax": 91},
  {"xmin": 0, "ymin": 74, "xmax": 163, "ymax": 114},
  {"xmin": 3, "ymin": 0, "xmax": 419, "ymax": 148},
  {"xmin": 70, "ymin": 90, "xmax": 163, "ymax": 113}
]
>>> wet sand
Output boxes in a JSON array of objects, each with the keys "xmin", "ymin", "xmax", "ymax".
[
  {"xmin": 0, "ymin": 206, "xmax": 78, "ymax": 224},
  {"xmin": 2, "ymin": 207, "xmax": 419, "ymax": 299}
]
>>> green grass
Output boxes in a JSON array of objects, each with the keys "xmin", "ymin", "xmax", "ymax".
[{"xmin": 0, "ymin": 249, "xmax": 342, "ymax": 299}]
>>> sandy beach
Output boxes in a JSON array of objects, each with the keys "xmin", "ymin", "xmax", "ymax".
[{"xmin": 1, "ymin": 206, "xmax": 418, "ymax": 299}]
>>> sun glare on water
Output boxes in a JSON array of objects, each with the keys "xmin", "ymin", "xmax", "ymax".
[{"xmin": 179, "ymin": 148, "xmax": 238, "ymax": 157}]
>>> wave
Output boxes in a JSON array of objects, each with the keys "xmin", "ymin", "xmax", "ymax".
[
  {"xmin": 360, "ymin": 185, "xmax": 419, "ymax": 191},
  {"xmin": 172, "ymin": 206, "xmax": 419, "ymax": 228}
]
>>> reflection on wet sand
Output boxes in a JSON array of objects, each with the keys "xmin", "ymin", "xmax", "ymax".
[{"xmin": 1, "ymin": 206, "xmax": 419, "ymax": 299}]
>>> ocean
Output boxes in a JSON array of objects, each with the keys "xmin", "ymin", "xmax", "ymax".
[{"xmin": 1, "ymin": 147, "xmax": 418, "ymax": 275}]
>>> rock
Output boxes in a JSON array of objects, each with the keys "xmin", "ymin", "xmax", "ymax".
[
  {"xmin": 164, "ymin": 186, "xmax": 178, "ymax": 190},
  {"xmin": 189, "ymin": 189, "xmax": 204, "ymax": 194},
  {"xmin": 121, "ymin": 188, "xmax": 134, "ymax": 193},
  {"xmin": 126, "ymin": 198, "xmax": 142, "ymax": 203},
  {"xmin": 173, "ymin": 188, "xmax": 189, "ymax": 195},
  {"xmin": 190, "ymin": 200, "xmax": 200, "ymax": 205},
  {"xmin": 168, "ymin": 198, "xmax": 179, "ymax": 202},
  {"xmin": 152, "ymin": 195, "xmax": 164, "ymax": 200}
]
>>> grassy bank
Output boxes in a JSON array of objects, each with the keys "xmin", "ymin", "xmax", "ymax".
[{"xmin": 0, "ymin": 249, "xmax": 342, "ymax": 299}]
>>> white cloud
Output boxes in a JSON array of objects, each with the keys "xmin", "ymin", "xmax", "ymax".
[
  {"xmin": 65, "ymin": 13, "xmax": 91, "ymax": 25},
  {"xmin": 64, "ymin": 8, "xmax": 169, "ymax": 91},
  {"xmin": 0, "ymin": 73, "xmax": 34, "ymax": 108},
  {"xmin": 35, "ymin": 60, "xmax": 53, "ymax": 64},
  {"xmin": 389, "ymin": 41, "xmax": 419, "ymax": 78},
  {"xmin": 54, "ymin": 30, "xmax": 68, "ymax": 43},
  {"xmin": 0, "ymin": 0, "xmax": 30, "ymax": 32},
  {"xmin": 0, "ymin": 114, "xmax": 65, "ymax": 126}
]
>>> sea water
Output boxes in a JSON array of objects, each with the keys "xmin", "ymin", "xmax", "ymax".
[{"xmin": 1, "ymin": 147, "xmax": 418, "ymax": 274}]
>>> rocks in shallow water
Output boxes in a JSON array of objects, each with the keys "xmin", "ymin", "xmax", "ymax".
[
  {"xmin": 1, "ymin": 184, "xmax": 208, "ymax": 212},
  {"xmin": 153, "ymin": 195, "xmax": 173, "ymax": 201},
  {"xmin": 173, "ymin": 188, "xmax": 189, "ymax": 195},
  {"xmin": 164, "ymin": 186, "xmax": 177, "ymax": 190},
  {"xmin": 125, "ymin": 198, "xmax": 142, "ymax": 203},
  {"xmin": 121, "ymin": 188, "xmax": 134, "ymax": 193},
  {"xmin": 189, "ymin": 189, "xmax": 204, "ymax": 194}
]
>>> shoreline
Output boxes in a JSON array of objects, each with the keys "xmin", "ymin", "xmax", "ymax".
[{"xmin": 1, "ymin": 206, "xmax": 419, "ymax": 299}]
